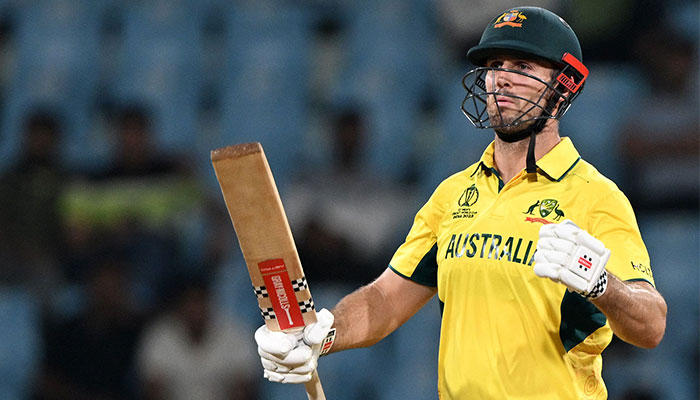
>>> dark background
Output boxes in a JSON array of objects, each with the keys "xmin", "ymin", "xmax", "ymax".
[{"xmin": 0, "ymin": 1, "xmax": 696, "ymax": 399}]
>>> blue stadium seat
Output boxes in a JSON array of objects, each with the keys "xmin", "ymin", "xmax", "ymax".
[
  {"xmin": 0, "ymin": 287, "xmax": 42, "ymax": 399},
  {"xmin": 559, "ymin": 63, "xmax": 646, "ymax": 182},
  {"xmin": 420, "ymin": 66, "xmax": 493, "ymax": 198},
  {"xmin": 216, "ymin": 4, "xmax": 314, "ymax": 187},
  {"xmin": 603, "ymin": 212, "xmax": 699, "ymax": 400},
  {"xmin": 333, "ymin": 0, "xmax": 436, "ymax": 181},
  {"xmin": 109, "ymin": 1, "xmax": 207, "ymax": 153},
  {"xmin": 380, "ymin": 296, "xmax": 441, "ymax": 400},
  {"xmin": 0, "ymin": 0, "xmax": 106, "ymax": 171}
]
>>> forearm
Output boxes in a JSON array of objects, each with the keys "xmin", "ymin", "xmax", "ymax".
[
  {"xmin": 591, "ymin": 273, "xmax": 667, "ymax": 348},
  {"xmin": 330, "ymin": 282, "xmax": 399, "ymax": 351},
  {"xmin": 329, "ymin": 269, "xmax": 436, "ymax": 353}
]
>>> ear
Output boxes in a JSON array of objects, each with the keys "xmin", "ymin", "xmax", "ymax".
[{"xmin": 543, "ymin": 83, "xmax": 569, "ymax": 117}]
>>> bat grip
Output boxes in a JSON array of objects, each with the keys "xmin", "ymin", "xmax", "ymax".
[{"xmin": 304, "ymin": 370, "xmax": 326, "ymax": 400}]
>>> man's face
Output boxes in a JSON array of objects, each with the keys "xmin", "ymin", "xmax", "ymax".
[{"xmin": 483, "ymin": 56, "xmax": 557, "ymax": 133}]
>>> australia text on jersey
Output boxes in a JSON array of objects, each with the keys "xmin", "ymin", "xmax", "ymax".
[{"xmin": 444, "ymin": 232, "xmax": 535, "ymax": 266}]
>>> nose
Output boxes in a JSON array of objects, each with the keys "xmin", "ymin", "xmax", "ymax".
[{"xmin": 494, "ymin": 69, "xmax": 513, "ymax": 89}]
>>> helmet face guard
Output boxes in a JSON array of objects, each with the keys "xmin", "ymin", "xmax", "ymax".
[{"xmin": 461, "ymin": 52, "xmax": 588, "ymax": 130}]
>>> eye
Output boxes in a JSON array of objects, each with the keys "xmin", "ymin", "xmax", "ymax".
[
  {"xmin": 516, "ymin": 62, "xmax": 532, "ymax": 71},
  {"xmin": 487, "ymin": 60, "xmax": 503, "ymax": 68}
]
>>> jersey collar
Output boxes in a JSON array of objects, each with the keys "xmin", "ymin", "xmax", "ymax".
[{"xmin": 476, "ymin": 137, "xmax": 581, "ymax": 181}]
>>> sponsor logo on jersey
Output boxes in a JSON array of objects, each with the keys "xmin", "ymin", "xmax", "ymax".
[
  {"xmin": 523, "ymin": 198, "xmax": 565, "ymax": 223},
  {"xmin": 453, "ymin": 184, "xmax": 479, "ymax": 219},
  {"xmin": 444, "ymin": 232, "xmax": 536, "ymax": 266},
  {"xmin": 494, "ymin": 10, "xmax": 527, "ymax": 28},
  {"xmin": 630, "ymin": 261, "xmax": 654, "ymax": 279}
]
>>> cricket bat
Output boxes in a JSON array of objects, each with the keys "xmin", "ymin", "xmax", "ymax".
[{"xmin": 211, "ymin": 142, "xmax": 325, "ymax": 400}]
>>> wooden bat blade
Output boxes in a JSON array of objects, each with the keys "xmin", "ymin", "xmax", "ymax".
[
  {"xmin": 211, "ymin": 142, "xmax": 317, "ymax": 331},
  {"xmin": 211, "ymin": 142, "xmax": 325, "ymax": 400}
]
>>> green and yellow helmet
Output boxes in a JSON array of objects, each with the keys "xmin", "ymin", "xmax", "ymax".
[{"xmin": 461, "ymin": 6, "xmax": 589, "ymax": 133}]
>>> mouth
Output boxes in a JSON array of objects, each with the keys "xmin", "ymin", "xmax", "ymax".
[{"xmin": 495, "ymin": 95, "xmax": 515, "ymax": 106}]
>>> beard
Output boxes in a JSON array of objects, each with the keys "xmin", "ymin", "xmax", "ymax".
[
  {"xmin": 486, "ymin": 98, "xmax": 538, "ymax": 132},
  {"xmin": 484, "ymin": 85, "xmax": 559, "ymax": 136}
]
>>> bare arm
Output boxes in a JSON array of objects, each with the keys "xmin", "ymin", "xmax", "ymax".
[
  {"xmin": 329, "ymin": 268, "xmax": 437, "ymax": 352},
  {"xmin": 591, "ymin": 274, "xmax": 667, "ymax": 348}
]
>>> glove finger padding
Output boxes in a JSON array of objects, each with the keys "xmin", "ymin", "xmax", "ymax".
[
  {"xmin": 536, "ymin": 219, "xmax": 611, "ymax": 297},
  {"xmin": 256, "ymin": 308, "xmax": 336, "ymax": 384},
  {"xmin": 536, "ymin": 237, "xmax": 576, "ymax": 255},
  {"xmin": 265, "ymin": 370, "xmax": 313, "ymax": 384},
  {"xmin": 575, "ymin": 229, "xmax": 608, "ymax": 255},
  {"xmin": 258, "ymin": 343, "xmax": 313, "ymax": 366},
  {"xmin": 255, "ymin": 326, "xmax": 298, "ymax": 356},
  {"xmin": 534, "ymin": 246, "xmax": 571, "ymax": 266},
  {"xmin": 557, "ymin": 268, "xmax": 589, "ymax": 293},
  {"xmin": 541, "ymin": 219, "xmax": 580, "ymax": 242},
  {"xmin": 261, "ymin": 358, "xmax": 286, "ymax": 372},
  {"xmin": 533, "ymin": 262, "xmax": 560, "ymax": 281},
  {"xmin": 261, "ymin": 355, "xmax": 317, "ymax": 373}
]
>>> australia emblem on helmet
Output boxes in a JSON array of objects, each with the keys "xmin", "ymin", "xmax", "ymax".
[{"xmin": 494, "ymin": 10, "xmax": 527, "ymax": 28}]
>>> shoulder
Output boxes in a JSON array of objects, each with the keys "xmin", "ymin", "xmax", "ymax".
[
  {"xmin": 567, "ymin": 159, "xmax": 640, "ymax": 227},
  {"xmin": 432, "ymin": 162, "xmax": 482, "ymax": 199},
  {"xmin": 568, "ymin": 158, "xmax": 626, "ymax": 199}
]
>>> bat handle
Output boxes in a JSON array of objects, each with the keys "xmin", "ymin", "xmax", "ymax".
[{"xmin": 304, "ymin": 370, "xmax": 326, "ymax": 400}]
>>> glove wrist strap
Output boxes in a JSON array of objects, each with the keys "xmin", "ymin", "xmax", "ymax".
[
  {"xmin": 583, "ymin": 269, "xmax": 608, "ymax": 299},
  {"xmin": 319, "ymin": 328, "xmax": 336, "ymax": 357}
]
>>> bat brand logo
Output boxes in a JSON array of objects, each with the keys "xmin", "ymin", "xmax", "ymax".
[
  {"xmin": 258, "ymin": 259, "xmax": 305, "ymax": 330},
  {"xmin": 271, "ymin": 275, "xmax": 293, "ymax": 324},
  {"xmin": 578, "ymin": 255, "xmax": 593, "ymax": 270},
  {"xmin": 494, "ymin": 10, "xmax": 527, "ymax": 28}
]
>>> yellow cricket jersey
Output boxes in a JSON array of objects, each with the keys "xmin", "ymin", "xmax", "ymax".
[{"xmin": 389, "ymin": 137, "xmax": 655, "ymax": 400}]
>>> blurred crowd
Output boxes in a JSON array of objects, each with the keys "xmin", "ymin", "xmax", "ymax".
[{"xmin": 0, "ymin": 1, "xmax": 696, "ymax": 399}]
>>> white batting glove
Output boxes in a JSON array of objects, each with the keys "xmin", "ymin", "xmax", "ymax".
[
  {"xmin": 534, "ymin": 220, "xmax": 610, "ymax": 299},
  {"xmin": 255, "ymin": 308, "xmax": 335, "ymax": 383}
]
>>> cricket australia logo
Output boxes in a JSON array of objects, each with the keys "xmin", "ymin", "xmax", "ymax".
[
  {"xmin": 453, "ymin": 184, "xmax": 479, "ymax": 219},
  {"xmin": 523, "ymin": 198, "xmax": 565, "ymax": 224},
  {"xmin": 494, "ymin": 10, "xmax": 527, "ymax": 28}
]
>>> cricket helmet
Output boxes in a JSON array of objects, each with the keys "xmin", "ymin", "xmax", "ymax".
[{"xmin": 461, "ymin": 6, "xmax": 589, "ymax": 133}]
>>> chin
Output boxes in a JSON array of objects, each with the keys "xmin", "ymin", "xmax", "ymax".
[
  {"xmin": 490, "ymin": 117, "xmax": 534, "ymax": 133},
  {"xmin": 494, "ymin": 126, "xmax": 522, "ymax": 135}
]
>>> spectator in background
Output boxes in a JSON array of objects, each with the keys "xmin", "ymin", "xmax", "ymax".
[
  {"xmin": 562, "ymin": 1, "xmax": 665, "ymax": 63},
  {"xmin": 0, "ymin": 108, "xmax": 66, "ymax": 301},
  {"xmin": 35, "ymin": 257, "xmax": 144, "ymax": 400},
  {"xmin": 619, "ymin": 24, "xmax": 699, "ymax": 211},
  {"xmin": 136, "ymin": 273, "xmax": 258, "ymax": 400},
  {"xmin": 0, "ymin": 8, "xmax": 16, "ymax": 102},
  {"xmin": 96, "ymin": 103, "xmax": 185, "ymax": 180},
  {"xmin": 286, "ymin": 107, "xmax": 418, "ymax": 288},
  {"xmin": 63, "ymin": 102, "xmax": 202, "ymax": 310}
]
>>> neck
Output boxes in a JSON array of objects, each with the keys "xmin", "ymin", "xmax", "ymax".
[{"xmin": 493, "ymin": 120, "xmax": 561, "ymax": 183}]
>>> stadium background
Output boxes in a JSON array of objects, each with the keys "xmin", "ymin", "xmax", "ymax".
[{"xmin": 0, "ymin": 1, "xmax": 696, "ymax": 399}]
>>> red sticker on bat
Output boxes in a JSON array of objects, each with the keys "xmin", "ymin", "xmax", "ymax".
[{"xmin": 258, "ymin": 259, "xmax": 305, "ymax": 330}]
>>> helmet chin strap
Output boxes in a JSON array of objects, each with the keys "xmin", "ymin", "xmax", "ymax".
[{"xmin": 493, "ymin": 93, "xmax": 560, "ymax": 174}]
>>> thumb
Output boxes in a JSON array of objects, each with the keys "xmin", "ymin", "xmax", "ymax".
[{"xmin": 303, "ymin": 308, "xmax": 334, "ymax": 345}]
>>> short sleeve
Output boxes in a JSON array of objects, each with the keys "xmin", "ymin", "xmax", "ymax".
[
  {"xmin": 389, "ymin": 190, "xmax": 445, "ymax": 287},
  {"xmin": 587, "ymin": 190, "xmax": 655, "ymax": 286}
]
